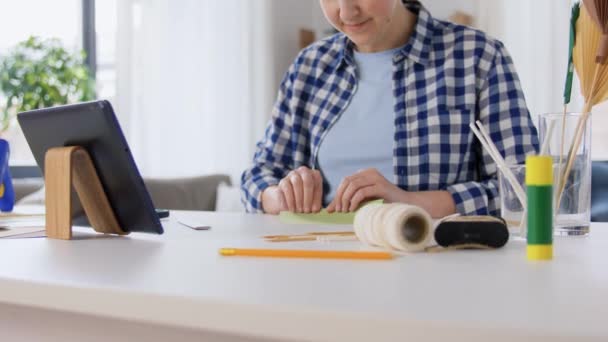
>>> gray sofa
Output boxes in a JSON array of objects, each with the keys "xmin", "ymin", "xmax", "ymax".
[{"xmin": 13, "ymin": 174, "xmax": 231, "ymax": 211}]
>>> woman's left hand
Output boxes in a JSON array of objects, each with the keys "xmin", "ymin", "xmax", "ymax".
[{"xmin": 326, "ymin": 168, "xmax": 405, "ymax": 213}]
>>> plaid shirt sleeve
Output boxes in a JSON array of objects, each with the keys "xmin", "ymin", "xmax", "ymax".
[
  {"xmin": 445, "ymin": 41, "xmax": 539, "ymax": 216},
  {"xmin": 240, "ymin": 63, "xmax": 298, "ymax": 213}
]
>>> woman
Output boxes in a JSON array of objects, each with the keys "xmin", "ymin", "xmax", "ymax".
[{"xmin": 241, "ymin": 0, "xmax": 538, "ymax": 217}]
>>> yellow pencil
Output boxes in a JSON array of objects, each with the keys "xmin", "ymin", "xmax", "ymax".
[{"xmin": 219, "ymin": 248, "xmax": 393, "ymax": 260}]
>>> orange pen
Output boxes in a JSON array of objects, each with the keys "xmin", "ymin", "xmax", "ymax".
[{"xmin": 219, "ymin": 248, "xmax": 393, "ymax": 260}]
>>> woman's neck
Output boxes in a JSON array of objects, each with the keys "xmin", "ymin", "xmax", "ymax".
[{"xmin": 356, "ymin": 4, "xmax": 417, "ymax": 53}]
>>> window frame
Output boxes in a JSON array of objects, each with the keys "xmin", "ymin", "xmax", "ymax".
[{"xmin": 11, "ymin": 0, "xmax": 96, "ymax": 177}]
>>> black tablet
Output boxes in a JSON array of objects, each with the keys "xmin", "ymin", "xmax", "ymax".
[{"xmin": 17, "ymin": 100, "xmax": 164, "ymax": 234}]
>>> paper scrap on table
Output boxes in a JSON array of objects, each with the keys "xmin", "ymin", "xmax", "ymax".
[
  {"xmin": 279, "ymin": 199, "xmax": 383, "ymax": 225},
  {"xmin": 0, "ymin": 219, "xmax": 46, "ymax": 239},
  {"xmin": 177, "ymin": 218, "xmax": 211, "ymax": 230},
  {"xmin": 0, "ymin": 226, "xmax": 46, "ymax": 239},
  {"xmin": 0, "ymin": 209, "xmax": 47, "ymax": 238}
]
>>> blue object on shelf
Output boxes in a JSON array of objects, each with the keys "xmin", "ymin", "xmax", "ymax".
[{"xmin": 0, "ymin": 139, "xmax": 15, "ymax": 212}]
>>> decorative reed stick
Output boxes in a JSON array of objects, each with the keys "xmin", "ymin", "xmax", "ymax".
[{"xmin": 469, "ymin": 121, "xmax": 527, "ymax": 234}]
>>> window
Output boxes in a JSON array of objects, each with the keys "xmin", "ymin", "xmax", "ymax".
[
  {"xmin": 0, "ymin": 0, "xmax": 82, "ymax": 166},
  {"xmin": 0, "ymin": 0, "xmax": 119, "ymax": 167}
]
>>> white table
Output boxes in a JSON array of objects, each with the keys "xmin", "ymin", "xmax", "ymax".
[{"xmin": 0, "ymin": 210, "xmax": 607, "ymax": 341}]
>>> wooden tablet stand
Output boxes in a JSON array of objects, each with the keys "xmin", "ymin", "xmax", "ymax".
[{"xmin": 44, "ymin": 146, "xmax": 128, "ymax": 240}]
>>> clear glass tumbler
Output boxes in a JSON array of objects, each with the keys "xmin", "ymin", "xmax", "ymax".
[
  {"xmin": 538, "ymin": 112, "xmax": 591, "ymax": 236},
  {"xmin": 499, "ymin": 164, "xmax": 526, "ymax": 236}
]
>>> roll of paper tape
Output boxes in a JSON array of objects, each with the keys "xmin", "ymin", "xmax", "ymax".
[
  {"xmin": 369, "ymin": 203, "xmax": 401, "ymax": 248},
  {"xmin": 383, "ymin": 204, "xmax": 432, "ymax": 252},
  {"xmin": 353, "ymin": 201, "xmax": 382, "ymax": 246},
  {"xmin": 354, "ymin": 203, "xmax": 433, "ymax": 252}
]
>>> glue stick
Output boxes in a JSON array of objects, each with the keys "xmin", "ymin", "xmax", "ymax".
[{"xmin": 526, "ymin": 156, "xmax": 553, "ymax": 260}]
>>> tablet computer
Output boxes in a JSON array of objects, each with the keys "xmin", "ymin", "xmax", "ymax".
[{"xmin": 17, "ymin": 100, "xmax": 163, "ymax": 234}]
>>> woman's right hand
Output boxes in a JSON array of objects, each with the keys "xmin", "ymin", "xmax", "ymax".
[{"xmin": 261, "ymin": 166, "xmax": 323, "ymax": 215}]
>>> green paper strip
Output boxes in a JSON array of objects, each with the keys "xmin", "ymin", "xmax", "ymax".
[
  {"xmin": 279, "ymin": 210, "xmax": 356, "ymax": 225},
  {"xmin": 279, "ymin": 199, "xmax": 383, "ymax": 225}
]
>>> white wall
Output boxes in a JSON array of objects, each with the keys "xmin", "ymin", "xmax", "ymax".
[
  {"xmin": 423, "ymin": 0, "xmax": 478, "ymax": 21},
  {"xmin": 311, "ymin": 2, "xmax": 335, "ymax": 42},
  {"xmin": 270, "ymin": 1, "xmax": 317, "ymax": 96}
]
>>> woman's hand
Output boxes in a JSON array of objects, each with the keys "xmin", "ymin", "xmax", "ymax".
[
  {"xmin": 327, "ymin": 168, "xmax": 404, "ymax": 213},
  {"xmin": 261, "ymin": 166, "xmax": 323, "ymax": 215}
]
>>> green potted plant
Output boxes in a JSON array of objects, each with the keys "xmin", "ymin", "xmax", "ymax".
[
  {"xmin": 0, "ymin": 36, "xmax": 95, "ymax": 212},
  {"xmin": 0, "ymin": 36, "xmax": 96, "ymax": 133}
]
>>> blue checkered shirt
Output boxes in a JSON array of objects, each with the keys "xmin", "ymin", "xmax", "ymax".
[{"xmin": 241, "ymin": 1, "xmax": 539, "ymax": 215}]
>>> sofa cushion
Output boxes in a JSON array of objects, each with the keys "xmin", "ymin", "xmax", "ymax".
[{"xmin": 16, "ymin": 174, "xmax": 232, "ymax": 211}]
